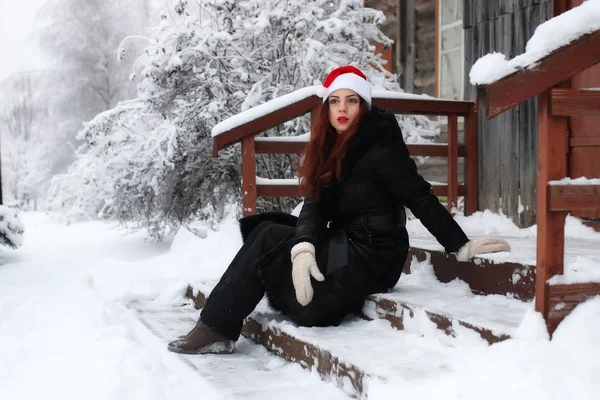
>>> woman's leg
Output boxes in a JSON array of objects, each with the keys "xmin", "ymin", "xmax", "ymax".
[
  {"xmin": 168, "ymin": 221, "xmax": 294, "ymax": 354},
  {"xmin": 263, "ymin": 241, "xmax": 371, "ymax": 328}
]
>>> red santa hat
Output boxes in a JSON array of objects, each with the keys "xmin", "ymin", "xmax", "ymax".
[{"xmin": 316, "ymin": 65, "xmax": 372, "ymax": 109}]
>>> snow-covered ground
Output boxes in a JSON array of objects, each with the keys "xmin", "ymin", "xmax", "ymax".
[{"xmin": 0, "ymin": 211, "xmax": 599, "ymax": 399}]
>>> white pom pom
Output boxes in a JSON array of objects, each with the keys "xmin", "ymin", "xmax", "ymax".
[{"xmin": 315, "ymin": 86, "xmax": 328, "ymax": 98}]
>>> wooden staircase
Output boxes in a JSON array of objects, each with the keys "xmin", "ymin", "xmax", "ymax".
[{"xmin": 182, "ymin": 247, "xmax": 532, "ymax": 398}]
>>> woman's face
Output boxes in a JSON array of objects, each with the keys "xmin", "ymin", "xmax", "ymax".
[{"xmin": 328, "ymin": 89, "xmax": 361, "ymax": 134}]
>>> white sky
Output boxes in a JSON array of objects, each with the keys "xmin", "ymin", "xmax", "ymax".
[{"xmin": 0, "ymin": 0, "xmax": 47, "ymax": 81}]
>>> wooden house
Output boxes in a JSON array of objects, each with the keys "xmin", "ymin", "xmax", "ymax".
[{"xmin": 368, "ymin": 0, "xmax": 600, "ymax": 229}]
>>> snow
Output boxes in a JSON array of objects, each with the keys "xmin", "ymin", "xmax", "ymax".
[
  {"xmin": 1, "ymin": 210, "xmax": 599, "ymax": 399},
  {"xmin": 211, "ymin": 87, "xmax": 318, "ymax": 137},
  {"xmin": 211, "ymin": 87, "xmax": 458, "ymax": 138},
  {"xmin": 470, "ymin": 0, "xmax": 600, "ymax": 85},
  {"xmin": 256, "ymin": 176, "xmax": 299, "ymax": 185},
  {"xmin": 371, "ymin": 89, "xmax": 453, "ymax": 101},
  {"xmin": 550, "ymin": 177, "xmax": 600, "ymax": 185},
  {"xmin": 255, "ymin": 132, "xmax": 310, "ymax": 142}
]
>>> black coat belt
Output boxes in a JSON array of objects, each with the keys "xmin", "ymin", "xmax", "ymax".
[{"xmin": 325, "ymin": 211, "xmax": 405, "ymax": 275}]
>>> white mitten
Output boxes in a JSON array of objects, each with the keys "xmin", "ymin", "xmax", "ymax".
[
  {"xmin": 456, "ymin": 237, "xmax": 511, "ymax": 262},
  {"xmin": 290, "ymin": 242, "xmax": 325, "ymax": 306}
]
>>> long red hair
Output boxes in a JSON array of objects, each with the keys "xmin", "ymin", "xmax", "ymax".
[{"xmin": 298, "ymin": 99, "xmax": 369, "ymax": 199}]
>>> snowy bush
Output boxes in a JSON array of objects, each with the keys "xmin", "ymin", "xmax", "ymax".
[
  {"xmin": 49, "ymin": 0, "xmax": 437, "ymax": 239},
  {"xmin": 0, "ymin": 206, "xmax": 25, "ymax": 249}
]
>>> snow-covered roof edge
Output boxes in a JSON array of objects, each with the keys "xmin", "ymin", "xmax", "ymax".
[{"xmin": 469, "ymin": 0, "xmax": 600, "ymax": 86}]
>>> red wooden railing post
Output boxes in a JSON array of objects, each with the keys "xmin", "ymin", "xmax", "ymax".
[
  {"xmin": 465, "ymin": 104, "xmax": 478, "ymax": 215},
  {"xmin": 447, "ymin": 113, "xmax": 458, "ymax": 212},
  {"xmin": 241, "ymin": 136, "xmax": 257, "ymax": 216},
  {"xmin": 535, "ymin": 89, "xmax": 568, "ymax": 323}
]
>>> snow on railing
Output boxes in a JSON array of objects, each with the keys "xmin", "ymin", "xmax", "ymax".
[
  {"xmin": 255, "ymin": 177, "xmax": 299, "ymax": 186},
  {"xmin": 254, "ymin": 133, "xmax": 310, "ymax": 142},
  {"xmin": 470, "ymin": 0, "xmax": 600, "ymax": 85},
  {"xmin": 549, "ymin": 177, "xmax": 600, "ymax": 185},
  {"xmin": 212, "ymin": 87, "xmax": 456, "ymax": 138}
]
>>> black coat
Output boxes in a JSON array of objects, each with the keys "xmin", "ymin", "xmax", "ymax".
[{"xmin": 238, "ymin": 107, "xmax": 468, "ymax": 319}]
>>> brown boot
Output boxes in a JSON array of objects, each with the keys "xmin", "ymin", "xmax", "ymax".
[{"xmin": 167, "ymin": 321, "xmax": 235, "ymax": 355}]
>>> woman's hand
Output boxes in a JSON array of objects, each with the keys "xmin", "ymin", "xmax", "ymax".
[
  {"xmin": 456, "ymin": 238, "xmax": 511, "ymax": 261},
  {"xmin": 290, "ymin": 242, "xmax": 325, "ymax": 306}
]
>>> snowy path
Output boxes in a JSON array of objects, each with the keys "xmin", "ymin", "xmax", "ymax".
[
  {"xmin": 131, "ymin": 302, "xmax": 349, "ymax": 399},
  {"xmin": 0, "ymin": 213, "xmax": 349, "ymax": 400}
]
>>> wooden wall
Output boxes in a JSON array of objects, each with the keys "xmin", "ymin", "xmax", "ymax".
[
  {"xmin": 464, "ymin": 0, "xmax": 552, "ymax": 227},
  {"xmin": 414, "ymin": 0, "xmax": 436, "ymax": 96},
  {"xmin": 396, "ymin": 0, "xmax": 436, "ymax": 95}
]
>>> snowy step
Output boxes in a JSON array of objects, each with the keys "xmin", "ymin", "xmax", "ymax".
[
  {"xmin": 129, "ymin": 301, "xmax": 351, "ymax": 400},
  {"xmin": 184, "ymin": 272, "xmax": 530, "ymax": 398},
  {"xmin": 406, "ymin": 246, "xmax": 535, "ymax": 301},
  {"xmin": 183, "ymin": 285, "xmax": 370, "ymax": 398},
  {"xmin": 363, "ymin": 277, "xmax": 530, "ymax": 344}
]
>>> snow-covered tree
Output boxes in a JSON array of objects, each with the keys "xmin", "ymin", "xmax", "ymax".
[
  {"xmin": 49, "ymin": 0, "xmax": 438, "ymax": 238},
  {"xmin": 31, "ymin": 0, "xmax": 162, "ymax": 172},
  {"xmin": 0, "ymin": 73, "xmax": 54, "ymax": 209}
]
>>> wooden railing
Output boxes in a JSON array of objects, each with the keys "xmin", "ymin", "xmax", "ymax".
[
  {"xmin": 212, "ymin": 92, "xmax": 478, "ymax": 217},
  {"xmin": 476, "ymin": 23, "xmax": 600, "ymax": 334}
]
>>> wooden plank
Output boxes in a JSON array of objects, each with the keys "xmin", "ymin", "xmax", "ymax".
[
  {"xmin": 214, "ymin": 97, "xmax": 475, "ymax": 156},
  {"xmin": 518, "ymin": 97, "xmax": 539, "ymax": 227},
  {"xmin": 408, "ymin": 247, "xmax": 535, "ymax": 301},
  {"xmin": 463, "ymin": 0, "xmax": 473, "ymax": 29},
  {"xmin": 480, "ymin": 30, "xmax": 600, "ymax": 119},
  {"xmin": 408, "ymin": 144, "xmax": 466, "ymax": 157},
  {"xmin": 570, "ymin": 137, "xmax": 600, "ymax": 147},
  {"xmin": 484, "ymin": 18, "xmax": 503, "ymax": 216},
  {"xmin": 548, "ymin": 184, "xmax": 600, "ymax": 211},
  {"xmin": 464, "ymin": 104, "xmax": 478, "ymax": 215},
  {"xmin": 371, "ymin": 98, "xmax": 472, "ymax": 115},
  {"xmin": 256, "ymin": 184, "xmax": 301, "ymax": 198},
  {"xmin": 434, "ymin": 0, "xmax": 439, "ymax": 97},
  {"xmin": 212, "ymin": 96, "xmax": 319, "ymax": 156},
  {"xmin": 517, "ymin": 4, "xmax": 543, "ymax": 228},
  {"xmin": 546, "ymin": 282, "xmax": 600, "ymax": 334},
  {"xmin": 463, "ymin": 24, "xmax": 476, "ymax": 101},
  {"xmin": 256, "ymin": 183, "xmax": 466, "ymax": 198},
  {"xmin": 553, "ymin": 0, "xmax": 569, "ymax": 16},
  {"xmin": 535, "ymin": 90, "xmax": 568, "ymax": 319},
  {"xmin": 255, "ymin": 141, "xmax": 468, "ymax": 157},
  {"xmin": 551, "ymin": 88, "xmax": 600, "ymax": 117},
  {"xmin": 497, "ymin": 12, "xmax": 520, "ymax": 220},
  {"xmin": 431, "ymin": 184, "xmax": 466, "ymax": 197},
  {"xmin": 447, "ymin": 113, "xmax": 458, "ymax": 211},
  {"xmin": 241, "ymin": 137, "xmax": 257, "ymax": 216},
  {"xmin": 568, "ymin": 147, "xmax": 600, "ymax": 219},
  {"xmin": 255, "ymin": 141, "xmax": 305, "ymax": 154},
  {"xmin": 400, "ymin": 0, "xmax": 415, "ymax": 93}
]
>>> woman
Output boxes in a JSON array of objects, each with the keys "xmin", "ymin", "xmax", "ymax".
[{"xmin": 167, "ymin": 65, "xmax": 510, "ymax": 355}]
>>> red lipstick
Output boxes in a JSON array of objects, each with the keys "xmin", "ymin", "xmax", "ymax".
[{"xmin": 337, "ymin": 117, "xmax": 349, "ymax": 123}]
